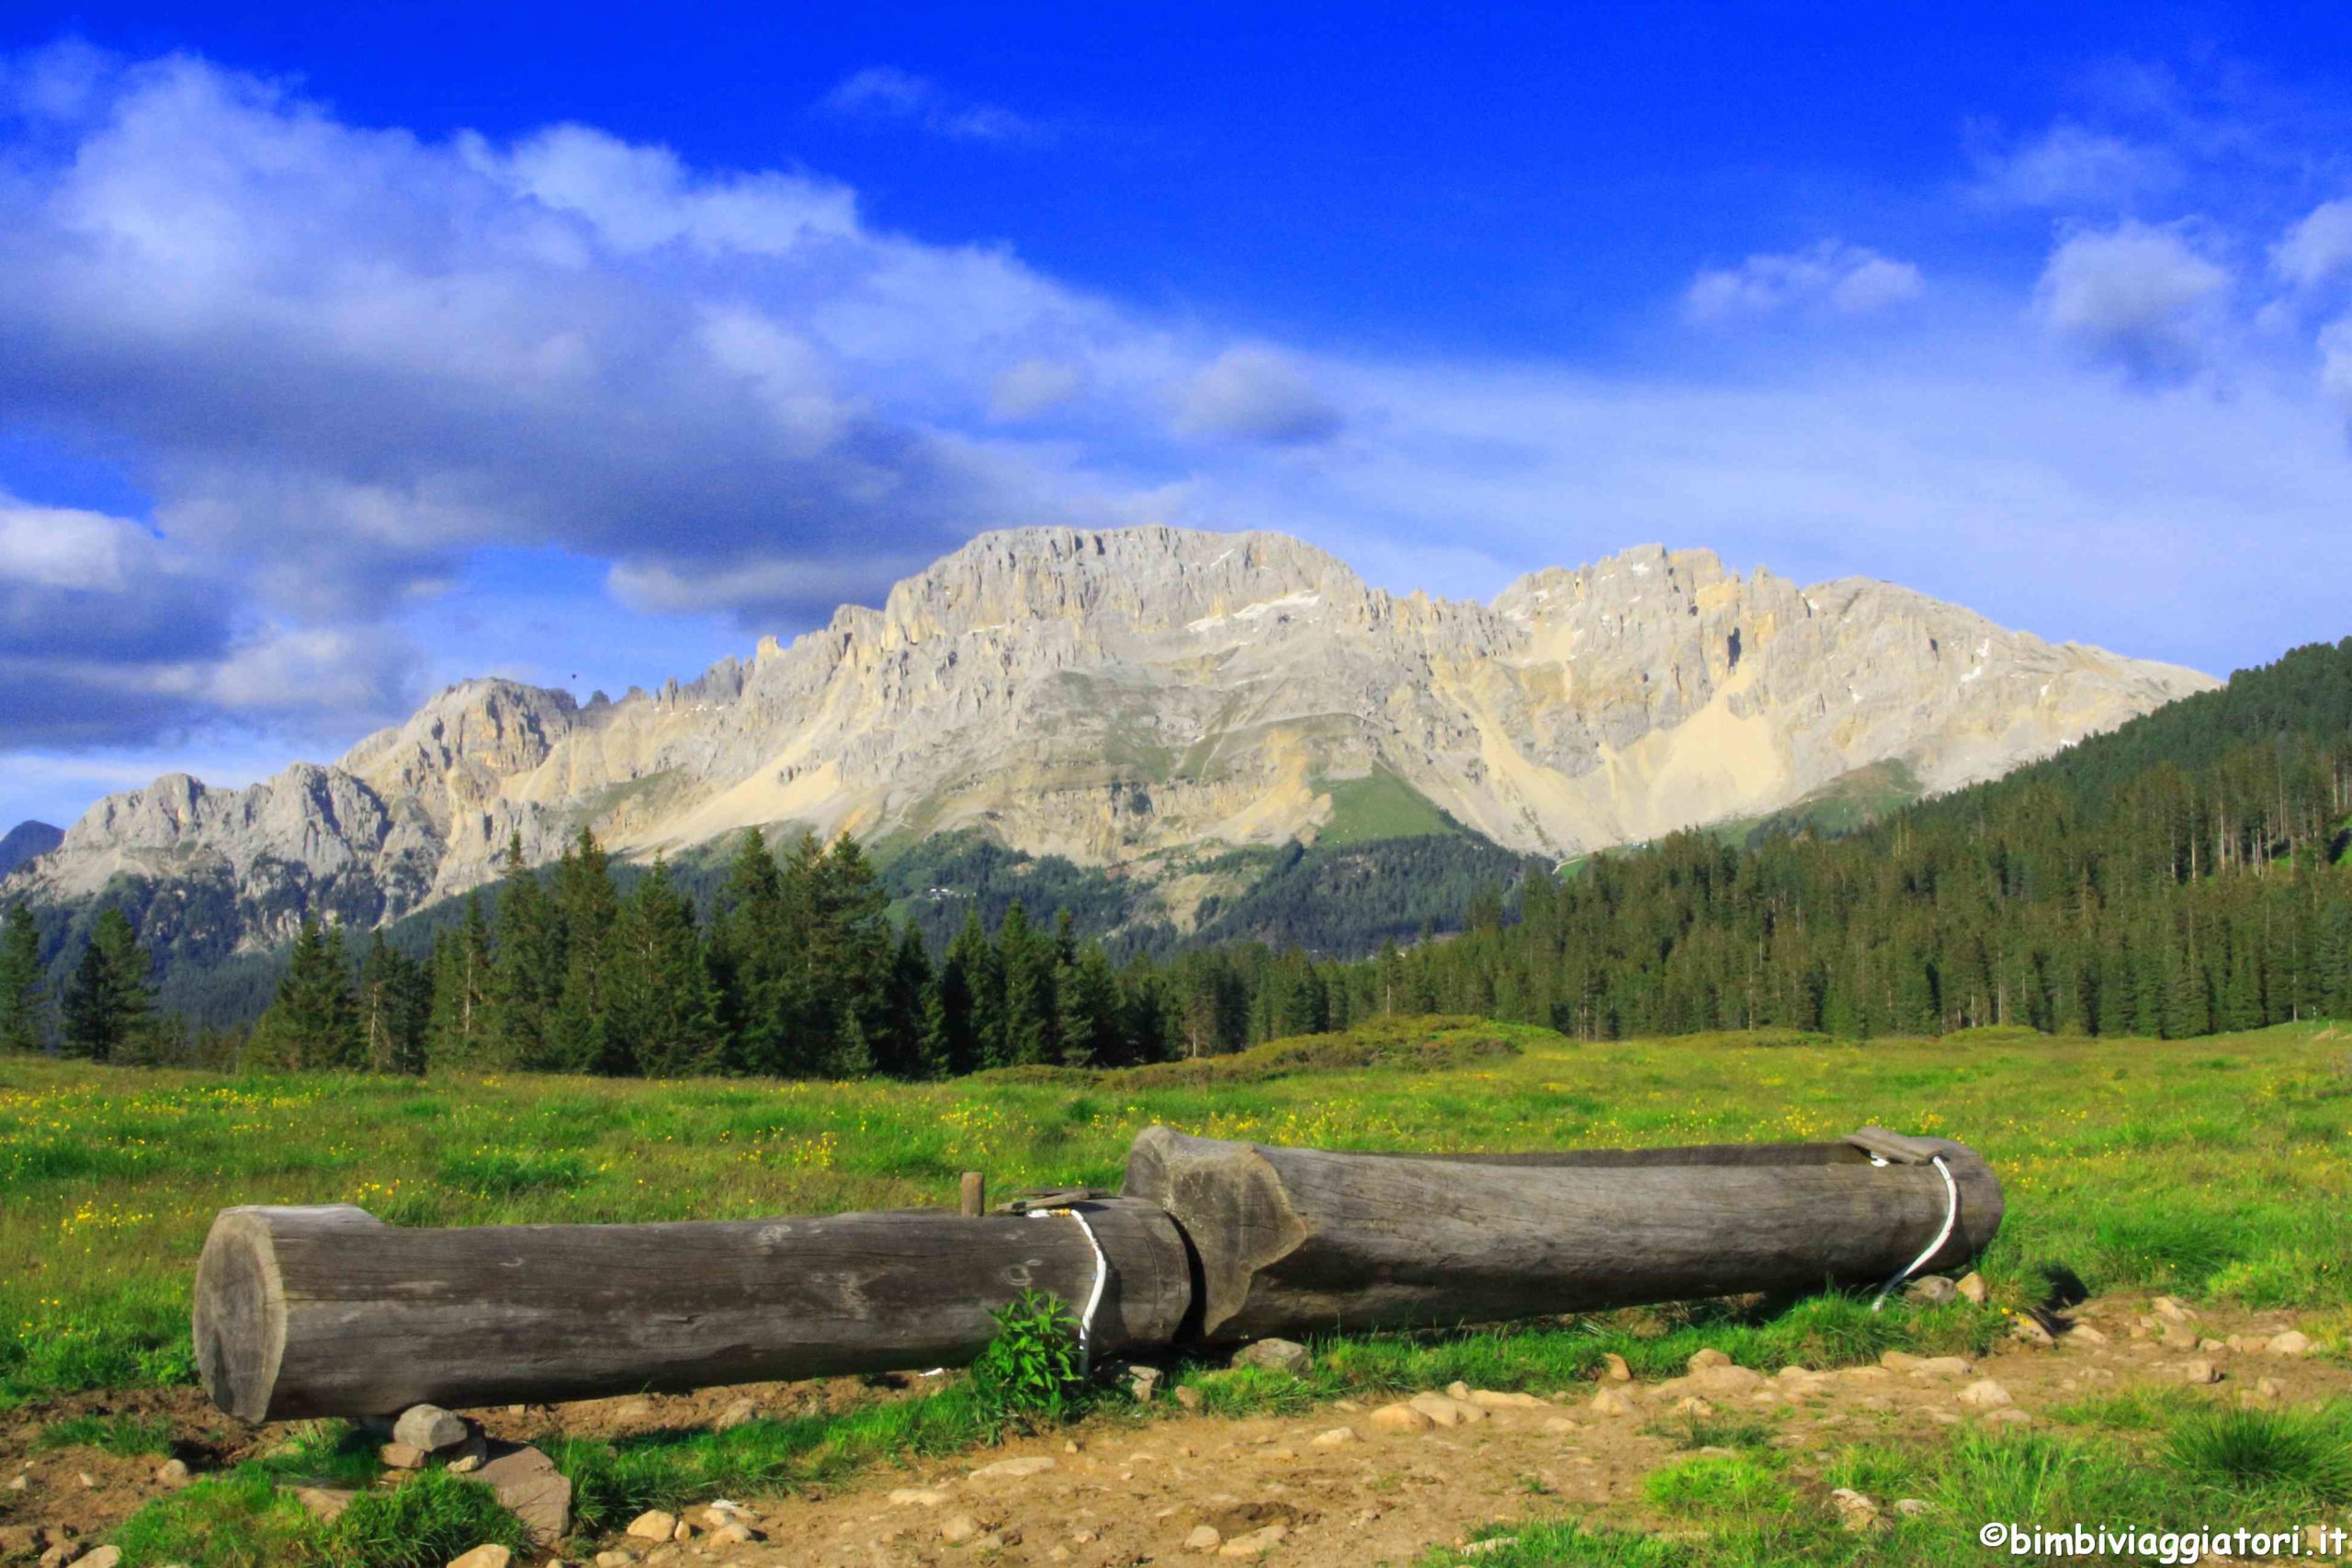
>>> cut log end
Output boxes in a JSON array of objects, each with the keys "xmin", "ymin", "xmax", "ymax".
[{"xmin": 192, "ymin": 1205, "xmax": 379, "ymax": 1423}]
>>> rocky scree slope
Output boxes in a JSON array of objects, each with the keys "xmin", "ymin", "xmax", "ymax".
[{"xmin": 1, "ymin": 527, "xmax": 2214, "ymax": 953}]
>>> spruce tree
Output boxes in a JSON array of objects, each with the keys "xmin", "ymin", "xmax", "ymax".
[
  {"xmin": 429, "ymin": 893, "xmax": 494, "ymax": 1068},
  {"xmin": 249, "ymin": 917, "xmax": 360, "ymax": 1070},
  {"xmin": 60, "ymin": 908, "xmax": 155, "ymax": 1063},
  {"xmin": 709, "ymin": 827, "xmax": 796, "ymax": 1075},
  {"xmin": 488, "ymin": 832, "xmax": 563, "ymax": 1067},
  {"xmin": 0, "ymin": 905, "xmax": 47, "ymax": 1052},
  {"xmin": 876, "ymin": 920, "xmax": 933, "ymax": 1078},
  {"xmin": 996, "ymin": 899, "xmax": 1054, "ymax": 1066},
  {"xmin": 607, "ymin": 857, "xmax": 721, "ymax": 1077},
  {"xmin": 358, "ymin": 930, "xmax": 431, "ymax": 1075},
  {"xmin": 804, "ymin": 835, "xmax": 892, "ymax": 1077},
  {"xmin": 549, "ymin": 827, "xmax": 622, "ymax": 1073},
  {"xmin": 926, "ymin": 909, "xmax": 990, "ymax": 1077},
  {"xmin": 1056, "ymin": 941, "xmax": 1122, "ymax": 1066}
]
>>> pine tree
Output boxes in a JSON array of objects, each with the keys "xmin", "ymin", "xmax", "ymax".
[
  {"xmin": 803, "ymin": 835, "xmax": 892, "ymax": 1077},
  {"xmin": 607, "ymin": 857, "xmax": 722, "ymax": 1078},
  {"xmin": 357, "ymin": 931, "xmax": 430, "ymax": 1075},
  {"xmin": 996, "ymin": 899, "xmax": 1054, "ymax": 1066},
  {"xmin": 709, "ymin": 827, "xmax": 798, "ymax": 1076},
  {"xmin": 249, "ymin": 917, "xmax": 360, "ymax": 1070},
  {"xmin": 0, "ymin": 905, "xmax": 47, "ymax": 1052},
  {"xmin": 876, "ymin": 921, "xmax": 933, "ymax": 1078},
  {"xmin": 549, "ymin": 828, "xmax": 622, "ymax": 1073},
  {"xmin": 488, "ymin": 832, "xmax": 563, "ymax": 1067},
  {"xmin": 1056, "ymin": 941, "xmax": 1122, "ymax": 1066},
  {"xmin": 60, "ymin": 908, "xmax": 155, "ymax": 1063},
  {"xmin": 926, "ymin": 909, "xmax": 990, "ymax": 1077},
  {"xmin": 428, "ymin": 894, "xmax": 494, "ymax": 1069}
]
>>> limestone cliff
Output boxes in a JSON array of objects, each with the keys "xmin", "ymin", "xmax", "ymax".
[{"xmin": 5, "ymin": 527, "xmax": 2215, "ymax": 950}]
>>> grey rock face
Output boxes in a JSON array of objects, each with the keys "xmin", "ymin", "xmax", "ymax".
[{"xmin": 6, "ymin": 527, "xmax": 2214, "ymax": 952}]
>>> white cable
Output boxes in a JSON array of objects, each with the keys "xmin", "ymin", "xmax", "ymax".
[
  {"xmin": 1870, "ymin": 1154, "xmax": 1959, "ymax": 1314},
  {"xmin": 1026, "ymin": 1207, "xmax": 1110, "ymax": 1376}
]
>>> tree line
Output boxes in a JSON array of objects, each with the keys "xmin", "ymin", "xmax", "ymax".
[{"xmin": 10, "ymin": 637, "xmax": 2352, "ymax": 1074}]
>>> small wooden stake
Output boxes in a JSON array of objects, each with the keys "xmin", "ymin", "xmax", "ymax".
[{"xmin": 959, "ymin": 1171, "xmax": 985, "ymax": 1217}]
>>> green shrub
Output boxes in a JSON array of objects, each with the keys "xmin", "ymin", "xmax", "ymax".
[{"xmin": 967, "ymin": 1289, "xmax": 1084, "ymax": 1429}]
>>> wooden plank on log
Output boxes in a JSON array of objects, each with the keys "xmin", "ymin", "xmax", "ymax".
[
  {"xmin": 192, "ymin": 1197, "xmax": 1191, "ymax": 1422},
  {"xmin": 1120, "ymin": 1126, "xmax": 2002, "ymax": 1342}
]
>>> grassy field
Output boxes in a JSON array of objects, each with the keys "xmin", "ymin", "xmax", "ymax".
[{"xmin": 4, "ymin": 1015, "xmax": 2348, "ymax": 1564}]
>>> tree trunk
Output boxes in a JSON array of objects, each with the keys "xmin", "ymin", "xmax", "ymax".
[
  {"xmin": 1121, "ymin": 1127, "xmax": 2002, "ymax": 1343},
  {"xmin": 193, "ymin": 1198, "xmax": 1191, "ymax": 1421}
]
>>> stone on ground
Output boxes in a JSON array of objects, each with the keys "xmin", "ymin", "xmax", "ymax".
[
  {"xmin": 1231, "ymin": 1339, "xmax": 1313, "ymax": 1375},
  {"xmin": 1905, "ymin": 1276, "xmax": 1959, "ymax": 1305},
  {"xmin": 625, "ymin": 1509, "xmax": 677, "ymax": 1541},
  {"xmin": 1686, "ymin": 1348, "xmax": 1730, "ymax": 1372},
  {"xmin": 969, "ymin": 1455, "xmax": 1057, "ymax": 1481},
  {"xmin": 1407, "ymin": 1392, "xmax": 1487, "ymax": 1427},
  {"xmin": 1589, "ymin": 1387, "xmax": 1641, "ymax": 1418},
  {"xmin": 1828, "ymin": 1487, "xmax": 1880, "ymax": 1531},
  {"xmin": 1956, "ymin": 1271, "xmax": 1990, "ymax": 1304},
  {"xmin": 1371, "ymin": 1402, "xmax": 1434, "ymax": 1433},
  {"xmin": 477, "ymin": 1444, "xmax": 572, "ymax": 1545},
  {"xmin": 1218, "ymin": 1523, "xmax": 1289, "ymax": 1556},
  {"xmin": 1185, "ymin": 1524, "xmax": 1222, "ymax": 1551},
  {"xmin": 393, "ymin": 1404, "xmax": 471, "ymax": 1453},
  {"xmin": 445, "ymin": 1548, "xmax": 510, "ymax": 1568},
  {"xmin": 2267, "ymin": 1331, "xmax": 2312, "ymax": 1356},
  {"xmin": 153, "ymin": 1458, "xmax": 191, "ymax": 1487},
  {"xmin": 1309, "ymin": 1427, "xmax": 1358, "ymax": 1447},
  {"xmin": 1957, "ymin": 1379, "xmax": 2013, "ymax": 1409},
  {"xmin": 2181, "ymin": 1359, "xmax": 2222, "ymax": 1385},
  {"xmin": 940, "ymin": 1513, "xmax": 986, "ymax": 1543}
]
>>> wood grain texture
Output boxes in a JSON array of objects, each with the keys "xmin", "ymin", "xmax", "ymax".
[
  {"xmin": 193, "ymin": 1198, "xmax": 1191, "ymax": 1421},
  {"xmin": 1119, "ymin": 1126, "xmax": 2004, "ymax": 1342}
]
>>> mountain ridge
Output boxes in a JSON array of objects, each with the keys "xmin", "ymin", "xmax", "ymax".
[{"xmin": 2, "ymin": 526, "xmax": 2215, "ymax": 955}]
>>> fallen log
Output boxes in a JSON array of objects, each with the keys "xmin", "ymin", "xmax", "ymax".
[
  {"xmin": 193, "ymin": 1198, "xmax": 1191, "ymax": 1421},
  {"xmin": 191, "ymin": 1124, "xmax": 2000, "ymax": 1420},
  {"xmin": 1121, "ymin": 1125, "xmax": 2003, "ymax": 1342}
]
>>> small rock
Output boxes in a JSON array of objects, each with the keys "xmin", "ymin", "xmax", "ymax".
[
  {"xmin": 154, "ymin": 1457, "xmax": 192, "ymax": 1487},
  {"xmin": 888, "ymin": 1487, "xmax": 950, "ymax": 1507},
  {"xmin": 625, "ymin": 1511, "xmax": 678, "ymax": 1542},
  {"xmin": 941, "ymin": 1513, "xmax": 985, "ymax": 1544},
  {"xmin": 1589, "ymin": 1387, "xmax": 1640, "ymax": 1418},
  {"xmin": 709, "ymin": 1522, "xmax": 757, "ymax": 1545},
  {"xmin": 1828, "ymin": 1487, "xmax": 1880, "ymax": 1531},
  {"xmin": 2256, "ymin": 1376, "xmax": 2287, "ymax": 1401},
  {"xmin": 1184, "ymin": 1525, "xmax": 1222, "ymax": 1551},
  {"xmin": 447, "ymin": 1452, "xmax": 483, "ymax": 1475},
  {"xmin": 1879, "ymin": 1350, "xmax": 1924, "ymax": 1371},
  {"xmin": 294, "ymin": 1485, "xmax": 358, "ymax": 1522},
  {"xmin": 1670, "ymin": 1396, "xmax": 1715, "ymax": 1417},
  {"xmin": 969, "ymin": 1456, "xmax": 1057, "ymax": 1482},
  {"xmin": 1217, "ymin": 1523, "xmax": 1288, "ymax": 1557},
  {"xmin": 1309, "ymin": 1427, "xmax": 1358, "ymax": 1447},
  {"xmin": 1407, "ymin": 1392, "xmax": 1487, "ymax": 1427},
  {"xmin": 2267, "ymin": 1331, "xmax": 2313, "ymax": 1356},
  {"xmin": 1369, "ymin": 1402, "xmax": 1435, "ymax": 1433},
  {"xmin": 1467, "ymin": 1389, "xmax": 1548, "ymax": 1409},
  {"xmin": 2068, "ymin": 1324, "xmax": 2109, "ymax": 1346},
  {"xmin": 1231, "ymin": 1339, "xmax": 1313, "ymax": 1376},
  {"xmin": 447, "ymin": 1548, "xmax": 512, "ymax": 1568},
  {"xmin": 1690, "ymin": 1363, "xmax": 1765, "ymax": 1396},
  {"xmin": 2151, "ymin": 1295, "xmax": 2194, "ymax": 1322},
  {"xmin": 2159, "ymin": 1322, "xmax": 2199, "ymax": 1349},
  {"xmin": 1982, "ymin": 1406, "xmax": 2033, "ymax": 1427},
  {"xmin": 594, "ymin": 1554, "xmax": 634, "ymax": 1568},
  {"xmin": 1601, "ymin": 1352, "xmax": 1632, "ymax": 1382},
  {"xmin": 4, "ymin": 1473, "xmax": 22, "ymax": 1491},
  {"xmin": 75, "ymin": 1471, "xmax": 96, "ymax": 1488},
  {"xmin": 1905, "ymin": 1356, "xmax": 1975, "ymax": 1379},
  {"xmin": 1461, "ymin": 1540, "xmax": 1516, "ymax": 1558},
  {"xmin": 713, "ymin": 1397, "xmax": 759, "ymax": 1431},
  {"xmin": 2011, "ymin": 1315, "xmax": 2058, "ymax": 1347},
  {"xmin": 1174, "ymin": 1385, "xmax": 1203, "ymax": 1411},
  {"xmin": 1958, "ymin": 1379, "xmax": 2013, "ymax": 1410},
  {"xmin": 1893, "ymin": 1498, "xmax": 1931, "ymax": 1517},
  {"xmin": 1905, "ymin": 1276, "xmax": 1959, "ymax": 1306},
  {"xmin": 1541, "ymin": 1416, "xmax": 1580, "ymax": 1435},
  {"xmin": 478, "ymin": 1444, "xmax": 573, "ymax": 1546},
  {"xmin": 2182, "ymin": 1359, "xmax": 2222, "ymax": 1385},
  {"xmin": 379, "ymin": 1442, "xmax": 430, "ymax": 1471},
  {"xmin": 1686, "ymin": 1348, "xmax": 1731, "ymax": 1372},
  {"xmin": 1955, "ymin": 1272, "xmax": 1990, "ymax": 1304},
  {"xmin": 1124, "ymin": 1364, "xmax": 1164, "ymax": 1404},
  {"xmin": 394, "ymin": 1404, "xmax": 471, "ymax": 1453},
  {"xmin": 74, "ymin": 1552, "xmax": 123, "ymax": 1568}
]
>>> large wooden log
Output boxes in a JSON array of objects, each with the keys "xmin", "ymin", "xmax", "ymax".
[
  {"xmin": 1120, "ymin": 1126, "xmax": 2002, "ymax": 1342},
  {"xmin": 192, "ymin": 1198, "xmax": 1192, "ymax": 1421}
]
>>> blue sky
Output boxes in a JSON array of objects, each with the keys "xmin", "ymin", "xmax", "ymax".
[{"xmin": 5, "ymin": 4, "xmax": 2352, "ymax": 828}]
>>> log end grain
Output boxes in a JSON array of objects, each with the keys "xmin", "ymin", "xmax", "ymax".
[{"xmin": 192, "ymin": 1205, "xmax": 381, "ymax": 1422}]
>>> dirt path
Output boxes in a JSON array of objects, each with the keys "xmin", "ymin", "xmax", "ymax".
[
  {"xmin": 1, "ymin": 1298, "xmax": 2342, "ymax": 1566},
  {"xmin": 581, "ymin": 1299, "xmax": 2344, "ymax": 1568}
]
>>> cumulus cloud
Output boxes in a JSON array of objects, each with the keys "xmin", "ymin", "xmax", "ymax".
[
  {"xmin": 2032, "ymin": 221, "xmax": 2230, "ymax": 381},
  {"xmin": 1683, "ymin": 242, "xmax": 1924, "ymax": 323},
  {"xmin": 1175, "ymin": 346, "xmax": 1344, "ymax": 445},
  {"xmin": 817, "ymin": 67, "xmax": 1040, "ymax": 143},
  {"xmin": 2274, "ymin": 199, "xmax": 2352, "ymax": 290}
]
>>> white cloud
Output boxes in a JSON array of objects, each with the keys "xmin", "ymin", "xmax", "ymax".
[
  {"xmin": 0, "ymin": 502, "xmax": 142, "ymax": 591},
  {"xmin": 2033, "ymin": 221, "xmax": 2230, "ymax": 380},
  {"xmin": 1968, "ymin": 121, "xmax": 2179, "ymax": 209},
  {"xmin": 2319, "ymin": 319, "xmax": 2352, "ymax": 414},
  {"xmin": 1175, "ymin": 346, "xmax": 1343, "ymax": 445},
  {"xmin": 989, "ymin": 357, "xmax": 1085, "ymax": 421},
  {"xmin": 1683, "ymin": 242, "xmax": 1923, "ymax": 323},
  {"xmin": 817, "ymin": 67, "xmax": 1040, "ymax": 143},
  {"xmin": 2274, "ymin": 198, "xmax": 2352, "ymax": 290}
]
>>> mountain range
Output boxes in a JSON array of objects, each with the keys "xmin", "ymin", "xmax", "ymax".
[{"xmin": 0, "ymin": 527, "xmax": 2214, "ymax": 963}]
